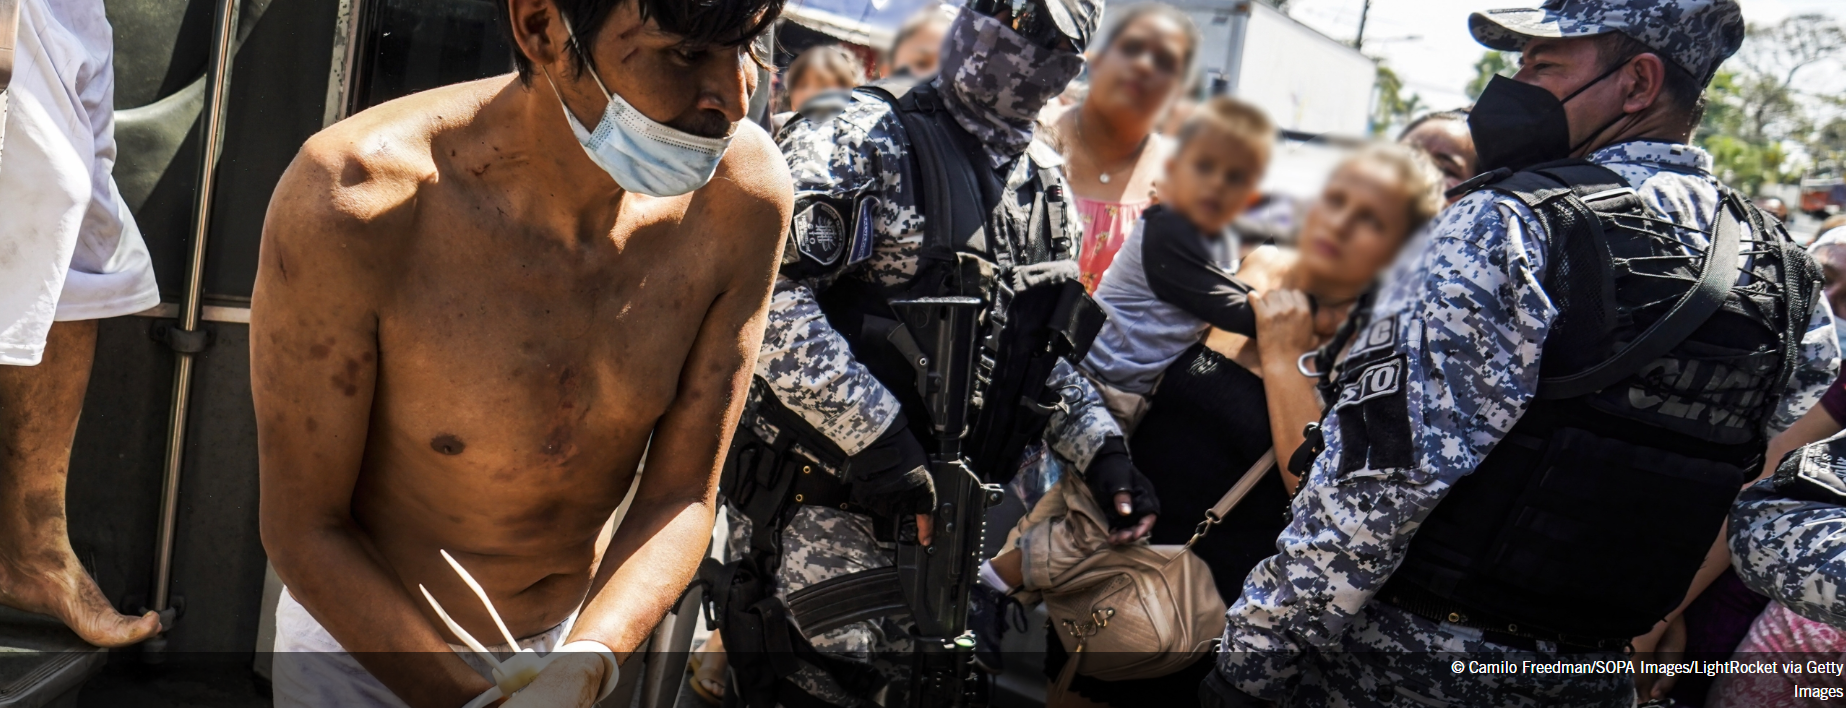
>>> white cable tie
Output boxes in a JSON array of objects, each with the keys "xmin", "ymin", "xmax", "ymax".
[
  {"xmin": 420, "ymin": 584, "xmax": 501, "ymax": 669},
  {"xmin": 557, "ymin": 639, "xmax": 622, "ymax": 701},
  {"xmin": 441, "ymin": 549, "xmax": 524, "ymax": 650}
]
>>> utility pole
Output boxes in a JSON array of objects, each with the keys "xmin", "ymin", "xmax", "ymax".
[{"xmin": 1355, "ymin": 0, "xmax": 1372, "ymax": 49}]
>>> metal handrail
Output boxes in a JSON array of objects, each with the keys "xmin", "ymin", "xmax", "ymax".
[{"xmin": 149, "ymin": 0, "xmax": 241, "ymax": 633}]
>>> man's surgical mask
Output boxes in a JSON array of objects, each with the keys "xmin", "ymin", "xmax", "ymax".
[{"xmin": 544, "ymin": 28, "xmax": 733, "ymax": 197}]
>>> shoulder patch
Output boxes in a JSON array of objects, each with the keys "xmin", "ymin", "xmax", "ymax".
[
  {"xmin": 794, "ymin": 200, "xmax": 848, "ymax": 267},
  {"xmin": 1335, "ymin": 356, "xmax": 1405, "ymax": 410},
  {"xmin": 849, "ymin": 195, "xmax": 879, "ymax": 265},
  {"xmin": 1333, "ymin": 353, "xmax": 1415, "ymax": 476}
]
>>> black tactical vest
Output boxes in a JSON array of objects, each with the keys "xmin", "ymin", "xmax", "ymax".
[
  {"xmin": 1381, "ymin": 160, "xmax": 1822, "ymax": 642},
  {"xmin": 811, "ymin": 77, "xmax": 1103, "ymax": 484}
]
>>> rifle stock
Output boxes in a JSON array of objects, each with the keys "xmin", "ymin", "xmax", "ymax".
[{"xmin": 889, "ymin": 297, "xmax": 1003, "ymax": 707}]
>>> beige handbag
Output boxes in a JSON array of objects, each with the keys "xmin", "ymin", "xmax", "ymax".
[{"xmin": 1007, "ymin": 450, "xmax": 1276, "ymax": 689}]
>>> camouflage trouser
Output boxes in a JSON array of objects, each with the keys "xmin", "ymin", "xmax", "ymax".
[
  {"xmin": 726, "ymin": 505, "xmax": 915, "ymax": 706},
  {"xmin": 1289, "ymin": 602, "xmax": 1636, "ymax": 707}
]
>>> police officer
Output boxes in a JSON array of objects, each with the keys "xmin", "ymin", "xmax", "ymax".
[
  {"xmin": 715, "ymin": 0, "xmax": 1160, "ymax": 704},
  {"xmin": 1203, "ymin": 0, "xmax": 1841, "ymax": 705},
  {"xmin": 1731, "ymin": 432, "xmax": 1846, "ymax": 629}
]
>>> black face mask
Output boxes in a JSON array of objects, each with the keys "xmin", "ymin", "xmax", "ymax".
[{"xmin": 1468, "ymin": 62, "xmax": 1632, "ymax": 174}]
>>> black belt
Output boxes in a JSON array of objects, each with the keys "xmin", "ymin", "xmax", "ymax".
[
  {"xmin": 1379, "ymin": 578, "xmax": 1630, "ymax": 654},
  {"xmin": 789, "ymin": 458, "xmax": 873, "ymax": 516}
]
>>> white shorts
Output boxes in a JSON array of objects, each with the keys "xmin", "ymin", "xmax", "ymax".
[
  {"xmin": 270, "ymin": 588, "xmax": 573, "ymax": 708},
  {"xmin": 0, "ymin": 0, "xmax": 159, "ymax": 366}
]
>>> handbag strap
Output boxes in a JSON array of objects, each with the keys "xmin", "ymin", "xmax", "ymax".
[{"xmin": 1184, "ymin": 449, "xmax": 1275, "ymax": 549}]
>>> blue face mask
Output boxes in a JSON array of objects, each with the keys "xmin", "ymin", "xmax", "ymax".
[{"xmin": 543, "ymin": 30, "xmax": 733, "ymax": 197}]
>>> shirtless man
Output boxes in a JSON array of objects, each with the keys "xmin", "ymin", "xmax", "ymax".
[{"xmin": 251, "ymin": 0, "xmax": 790, "ymax": 705}]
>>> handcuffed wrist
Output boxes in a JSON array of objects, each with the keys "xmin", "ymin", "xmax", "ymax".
[{"xmin": 557, "ymin": 640, "xmax": 620, "ymax": 701}]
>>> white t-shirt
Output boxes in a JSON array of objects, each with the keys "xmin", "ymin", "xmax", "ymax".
[{"xmin": 0, "ymin": 0, "xmax": 159, "ymax": 366}]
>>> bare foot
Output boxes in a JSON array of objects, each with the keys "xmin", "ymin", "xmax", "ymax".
[
  {"xmin": 691, "ymin": 632, "xmax": 727, "ymax": 704},
  {"xmin": 0, "ymin": 541, "xmax": 162, "ymax": 648}
]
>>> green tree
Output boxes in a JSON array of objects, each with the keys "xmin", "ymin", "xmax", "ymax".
[
  {"xmin": 1735, "ymin": 13, "xmax": 1845, "ymax": 91},
  {"xmin": 1813, "ymin": 117, "xmax": 1846, "ymax": 167},
  {"xmin": 1371, "ymin": 62, "xmax": 1424, "ymax": 137},
  {"xmin": 1697, "ymin": 70, "xmax": 1795, "ymax": 193},
  {"xmin": 1695, "ymin": 15, "xmax": 1846, "ymax": 193},
  {"xmin": 1466, "ymin": 50, "xmax": 1517, "ymax": 101}
]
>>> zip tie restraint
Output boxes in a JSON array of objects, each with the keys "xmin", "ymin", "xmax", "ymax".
[{"xmin": 422, "ymin": 550, "xmax": 619, "ymax": 707}]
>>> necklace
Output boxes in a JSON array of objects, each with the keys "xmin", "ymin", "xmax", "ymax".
[{"xmin": 1076, "ymin": 110, "xmax": 1149, "ymax": 185}]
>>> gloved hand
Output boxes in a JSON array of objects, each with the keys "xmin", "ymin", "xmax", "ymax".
[
  {"xmin": 847, "ymin": 414, "xmax": 936, "ymax": 543},
  {"xmin": 1084, "ymin": 437, "xmax": 1158, "ymax": 543}
]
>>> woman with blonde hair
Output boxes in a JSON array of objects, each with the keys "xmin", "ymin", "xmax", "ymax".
[{"xmin": 1045, "ymin": 143, "xmax": 1446, "ymax": 706}]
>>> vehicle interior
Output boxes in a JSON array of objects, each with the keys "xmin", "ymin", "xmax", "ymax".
[
  {"xmin": 0, "ymin": 0, "xmax": 702, "ymax": 704},
  {"xmin": 0, "ymin": 0, "xmax": 1066, "ymax": 704}
]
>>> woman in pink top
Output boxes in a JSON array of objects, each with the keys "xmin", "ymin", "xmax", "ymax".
[
  {"xmin": 1709, "ymin": 603, "xmax": 1846, "ymax": 707},
  {"xmin": 1043, "ymin": 3, "xmax": 1199, "ymax": 291}
]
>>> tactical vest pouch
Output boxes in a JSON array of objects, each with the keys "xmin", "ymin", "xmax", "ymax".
[
  {"xmin": 966, "ymin": 274, "xmax": 1103, "ymax": 481},
  {"xmin": 711, "ymin": 559, "xmax": 887, "ymax": 708},
  {"xmin": 1400, "ymin": 426, "xmax": 1744, "ymax": 639},
  {"xmin": 713, "ymin": 384, "xmax": 894, "ymax": 706}
]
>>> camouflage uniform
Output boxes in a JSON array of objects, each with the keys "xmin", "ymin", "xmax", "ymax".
[
  {"xmin": 1213, "ymin": 140, "xmax": 1840, "ymax": 706},
  {"xmin": 1730, "ymin": 432, "xmax": 1846, "ymax": 630},
  {"xmin": 732, "ymin": 9, "xmax": 1111, "ymax": 704}
]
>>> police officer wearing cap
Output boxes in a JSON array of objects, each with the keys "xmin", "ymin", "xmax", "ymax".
[
  {"xmin": 1203, "ymin": 0, "xmax": 1840, "ymax": 705},
  {"xmin": 710, "ymin": 0, "xmax": 1161, "ymax": 704}
]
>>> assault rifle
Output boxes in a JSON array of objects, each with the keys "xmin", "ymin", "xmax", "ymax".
[{"xmin": 888, "ymin": 297, "xmax": 1004, "ymax": 707}]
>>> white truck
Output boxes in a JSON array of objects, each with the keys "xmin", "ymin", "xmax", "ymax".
[{"xmin": 1116, "ymin": 0, "xmax": 1378, "ymax": 198}]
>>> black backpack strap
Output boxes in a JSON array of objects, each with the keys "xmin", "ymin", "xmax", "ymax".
[
  {"xmin": 859, "ymin": 78, "xmax": 989, "ymax": 267},
  {"xmin": 1483, "ymin": 160, "xmax": 1743, "ymax": 399},
  {"xmin": 1535, "ymin": 183, "xmax": 1745, "ymax": 400}
]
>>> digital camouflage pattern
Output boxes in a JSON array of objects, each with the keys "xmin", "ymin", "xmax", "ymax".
[
  {"xmin": 1296, "ymin": 604, "xmax": 1633, "ymax": 706},
  {"xmin": 936, "ymin": 10, "xmax": 1085, "ymax": 166},
  {"xmin": 1470, "ymin": 0, "xmax": 1745, "ymax": 84},
  {"xmin": 757, "ymin": 18, "xmax": 1113, "ymax": 468},
  {"xmin": 757, "ymin": 279, "xmax": 907, "ymax": 456},
  {"xmin": 738, "ymin": 13, "xmax": 1109, "ymax": 703},
  {"xmin": 1730, "ymin": 432, "xmax": 1846, "ymax": 630},
  {"xmin": 1214, "ymin": 140, "xmax": 1840, "ymax": 702}
]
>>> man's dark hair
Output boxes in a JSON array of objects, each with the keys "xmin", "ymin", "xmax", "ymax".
[
  {"xmin": 504, "ymin": 0, "xmax": 786, "ymax": 84},
  {"xmin": 1597, "ymin": 32, "xmax": 1707, "ymax": 132}
]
